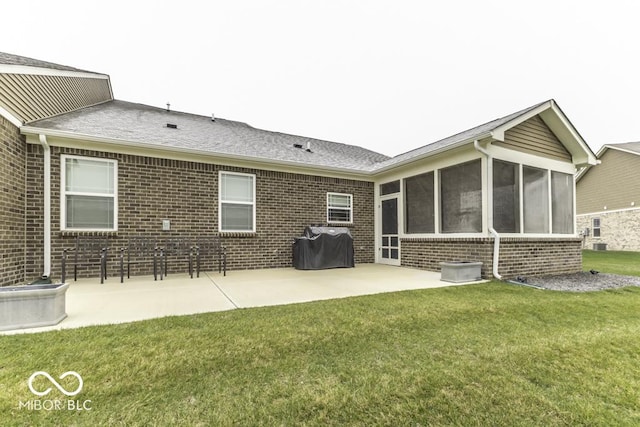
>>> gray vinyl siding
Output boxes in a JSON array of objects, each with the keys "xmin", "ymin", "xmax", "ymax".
[
  {"xmin": 577, "ymin": 148, "xmax": 640, "ymax": 214},
  {"xmin": 495, "ymin": 115, "xmax": 572, "ymax": 161},
  {"xmin": 0, "ymin": 73, "xmax": 112, "ymax": 123}
]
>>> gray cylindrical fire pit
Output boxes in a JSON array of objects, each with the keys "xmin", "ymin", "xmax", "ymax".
[{"xmin": 440, "ymin": 261, "xmax": 483, "ymax": 283}]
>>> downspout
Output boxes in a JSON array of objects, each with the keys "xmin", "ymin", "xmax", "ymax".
[
  {"xmin": 39, "ymin": 134, "xmax": 51, "ymax": 279},
  {"xmin": 473, "ymin": 140, "xmax": 503, "ymax": 280}
]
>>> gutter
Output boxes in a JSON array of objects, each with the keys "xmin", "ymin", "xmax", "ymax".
[
  {"xmin": 473, "ymin": 139, "xmax": 502, "ymax": 280},
  {"xmin": 38, "ymin": 134, "xmax": 51, "ymax": 280}
]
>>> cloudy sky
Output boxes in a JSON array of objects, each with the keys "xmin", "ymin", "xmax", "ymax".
[{"xmin": 3, "ymin": 1, "xmax": 639, "ymax": 157}]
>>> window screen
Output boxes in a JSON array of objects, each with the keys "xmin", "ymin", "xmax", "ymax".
[
  {"xmin": 440, "ymin": 160, "xmax": 482, "ymax": 233},
  {"xmin": 551, "ymin": 171, "xmax": 574, "ymax": 234},
  {"xmin": 493, "ymin": 160, "xmax": 520, "ymax": 233},
  {"xmin": 404, "ymin": 172, "xmax": 434, "ymax": 233},
  {"xmin": 523, "ymin": 166, "xmax": 549, "ymax": 233}
]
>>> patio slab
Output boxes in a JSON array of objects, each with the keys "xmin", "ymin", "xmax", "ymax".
[{"xmin": 1, "ymin": 264, "xmax": 484, "ymax": 334}]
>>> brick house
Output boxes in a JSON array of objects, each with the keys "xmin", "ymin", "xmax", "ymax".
[
  {"xmin": 0, "ymin": 52, "xmax": 597, "ymax": 286},
  {"xmin": 577, "ymin": 142, "xmax": 640, "ymax": 251}
]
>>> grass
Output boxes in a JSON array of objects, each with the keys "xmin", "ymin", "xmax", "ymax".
[
  {"xmin": 2, "ymin": 279, "xmax": 640, "ymax": 426},
  {"xmin": 582, "ymin": 249, "xmax": 640, "ymax": 276}
]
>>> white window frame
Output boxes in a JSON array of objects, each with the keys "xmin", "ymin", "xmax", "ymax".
[
  {"xmin": 218, "ymin": 171, "xmax": 256, "ymax": 233},
  {"xmin": 327, "ymin": 192, "xmax": 353, "ymax": 224},
  {"xmin": 592, "ymin": 217, "xmax": 601, "ymax": 238},
  {"xmin": 60, "ymin": 154, "xmax": 118, "ymax": 231}
]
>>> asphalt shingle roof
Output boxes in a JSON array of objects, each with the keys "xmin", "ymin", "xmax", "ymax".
[
  {"xmin": 26, "ymin": 99, "xmax": 554, "ymax": 174},
  {"xmin": 372, "ymin": 101, "xmax": 548, "ymax": 171},
  {"xmin": 28, "ymin": 100, "xmax": 390, "ymax": 172},
  {"xmin": 0, "ymin": 52, "xmax": 101, "ymax": 74}
]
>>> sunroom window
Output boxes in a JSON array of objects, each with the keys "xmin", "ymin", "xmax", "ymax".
[
  {"xmin": 493, "ymin": 160, "xmax": 520, "ymax": 233},
  {"xmin": 551, "ymin": 171, "xmax": 574, "ymax": 234},
  {"xmin": 61, "ymin": 155, "xmax": 117, "ymax": 231},
  {"xmin": 219, "ymin": 171, "xmax": 256, "ymax": 232},
  {"xmin": 404, "ymin": 172, "xmax": 434, "ymax": 233},
  {"xmin": 440, "ymin": 160, "xmax": 482, "ymax": 233},
  {"xmin": 523, "ymin": 166, "xmax": 549, "ymax": 233}
]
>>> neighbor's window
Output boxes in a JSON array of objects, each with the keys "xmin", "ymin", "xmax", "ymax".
[
  {"xmin": 219, "ymin": 171, "xmax": 256, "ymax": 232},
  {"xmin": 493, "ymin": 160, "xmax": 520, "ymax": 233},
  {"xmin": 61, "ymin": 155, "xmax": 117, "ymax": 230},
  {"xmin": 523, "ymin": 166, "xmax": 549, "ymax": 233},
  {"xmin": 327, "ymin": 193, "xmax": 353, "ymax": 223},
  {"xmin": 440, "ymin": 160, "xmax": 482, "ymax": 233},
  {"xmin": 404, "ymin": 172, "xmax": 434, "ymax": 233},
  {"xmin": 592, "ymin": 218, "xmax": 601, "ymax": 237},
  {"xmin": 551, "ymin": 171, "xmax": 574, "ymax": 234}
]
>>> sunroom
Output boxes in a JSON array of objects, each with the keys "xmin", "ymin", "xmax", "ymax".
[{"xmin": 372, "ymin": 100, "xmax": 597, "ymax": 279}]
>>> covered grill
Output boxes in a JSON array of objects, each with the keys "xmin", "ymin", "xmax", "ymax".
[{"xmin": 292, "ymin": 226, "xmax": 355, "ymax": 270}]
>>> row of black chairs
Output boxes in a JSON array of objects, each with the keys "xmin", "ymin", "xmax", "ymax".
[{"xmin": 61, "ymin": 236, "xmax": 227, "ymax": 283}]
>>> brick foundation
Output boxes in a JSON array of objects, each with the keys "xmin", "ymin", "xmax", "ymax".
[{"xmin": 401, "ymin": 237, "xmax": 582, "ymax": 279}]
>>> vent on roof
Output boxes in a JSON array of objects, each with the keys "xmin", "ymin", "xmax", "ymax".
[
  {"xmin": 211, "ymin": 113, "xmax": 215, "ymax": 122},
  {"xmin": 293, "ymin": 143, "xmax": 303, "ymax": 149},
  {"xmin": 166, "ymin": 123, "xmax": 177, "ymax": 129}
]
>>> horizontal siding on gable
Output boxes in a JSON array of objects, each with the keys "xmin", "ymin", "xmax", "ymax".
[
  {"xmin": 577, "ymin": 148, "xmax": 640, "ymax": 214},
  {"xmin": 0, "ymin": 73, "xmax": 112, "ymax": 123},
  {"xmin": 495, "ymin": 115, "xmax": 572, "ymax": 161}
]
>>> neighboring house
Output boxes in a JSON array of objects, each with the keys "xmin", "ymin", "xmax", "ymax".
[
  {"xmin": 0, "ymin": 52, "xmax": 597, "ymax": 286},
  {"xmin": 577, "ymin": 142, "xmax": 640, "ymax": 251}
]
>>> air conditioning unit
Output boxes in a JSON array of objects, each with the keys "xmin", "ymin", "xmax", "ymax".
[{"xmin": 593, "ymin": 243, "xmax": 607, "ymax": 251}]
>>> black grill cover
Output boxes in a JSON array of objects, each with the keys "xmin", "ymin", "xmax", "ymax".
[{"xmin": 293, "ymin": 226, "xmax": 354, "ymax": 270}]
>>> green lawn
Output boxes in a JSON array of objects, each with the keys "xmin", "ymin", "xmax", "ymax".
[
  {"xmin": 2, "ymin": 282, "xmax": 640, "ymax": 426},
  {"xmin": 583, "ymin": 249, "xmax": 640, "ymax": 276}
]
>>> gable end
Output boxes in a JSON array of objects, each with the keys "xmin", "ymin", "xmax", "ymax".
[
  {"xmin": 0, "ymin": 73, "xmax": 112, "ymax": 124},
  {"xmin": 495, "ymin": 115, "xmax": 572, "ymax": 161}
]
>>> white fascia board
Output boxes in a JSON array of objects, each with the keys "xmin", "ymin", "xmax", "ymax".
[
  {"xmin": 487, "ymin": 145, "xmax": 577, "ymax": 174},
  {"xmin": 491, "ymin": 100, "xmax": 597, "ymax": 167},
  {"xmin": 0, "ymin": 64, "xmax": 109, "ymax": 80},
  {"xmin": 490, "ymin": 100, "xmax": 553, "ymax": 139},
  {"xmin": 539, "ymin": 104, "xmax": 597, "ymax": 166},
  {"xmin": 0, "ymin": 105, "xmax": 22, "ymax": 127},
  {"xmin": 600, "ymin": 144, "xmax": 640, "ymax": 158},
  {"xmin": 21, "ymin": 126, "xmax": 372, "ymax": 181},
  {"xmin": 576, "ymin": 206, "xmax": 640, "ymax": 216}
]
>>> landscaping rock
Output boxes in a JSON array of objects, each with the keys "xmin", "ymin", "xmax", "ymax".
[{"xmin": 525, "ymin": 272, "xmax": 640, "ymax": 292}]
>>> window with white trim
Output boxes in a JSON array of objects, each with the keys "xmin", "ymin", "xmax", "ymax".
[
  {"xmin": 592, "ymin": 218, "xmax": 601, "ymax": 238},
  {"xmin": 219, "ymin": 171, "xmax": 256, "ymax": 232},
  {"xmin": 327, "ymin": 193, "xmax": 353, "ymax": 223},
  {"xmin": 61, "ymin": 155, "xmax": 117, "ymax": 231}
]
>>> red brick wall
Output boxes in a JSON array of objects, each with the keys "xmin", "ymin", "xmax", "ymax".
[
  {"xmin": 401, "ymin": 237, "xmax": 582, "ymax": 279},
  {"xmin": 0, "ymin": 117, "xmax": 26, "ymax": 286},
  {"xmin": 26, "ymin": 147, "xmax": 375, "ymax": 280}
]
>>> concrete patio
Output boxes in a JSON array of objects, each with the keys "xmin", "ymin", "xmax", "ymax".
[{"xmin": 2, "ymin": 264, "xmax": 485, "ymax": 334}]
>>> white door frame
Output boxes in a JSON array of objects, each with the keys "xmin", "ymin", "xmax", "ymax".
[{"xmin": 378, "ymin": 193, "xmax": 401, "ymax": 266}]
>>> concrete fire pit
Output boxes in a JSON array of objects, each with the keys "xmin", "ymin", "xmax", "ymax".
[{"xmin": 0, "ymin": 283, "xmax": 69, "ymax": 331}]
